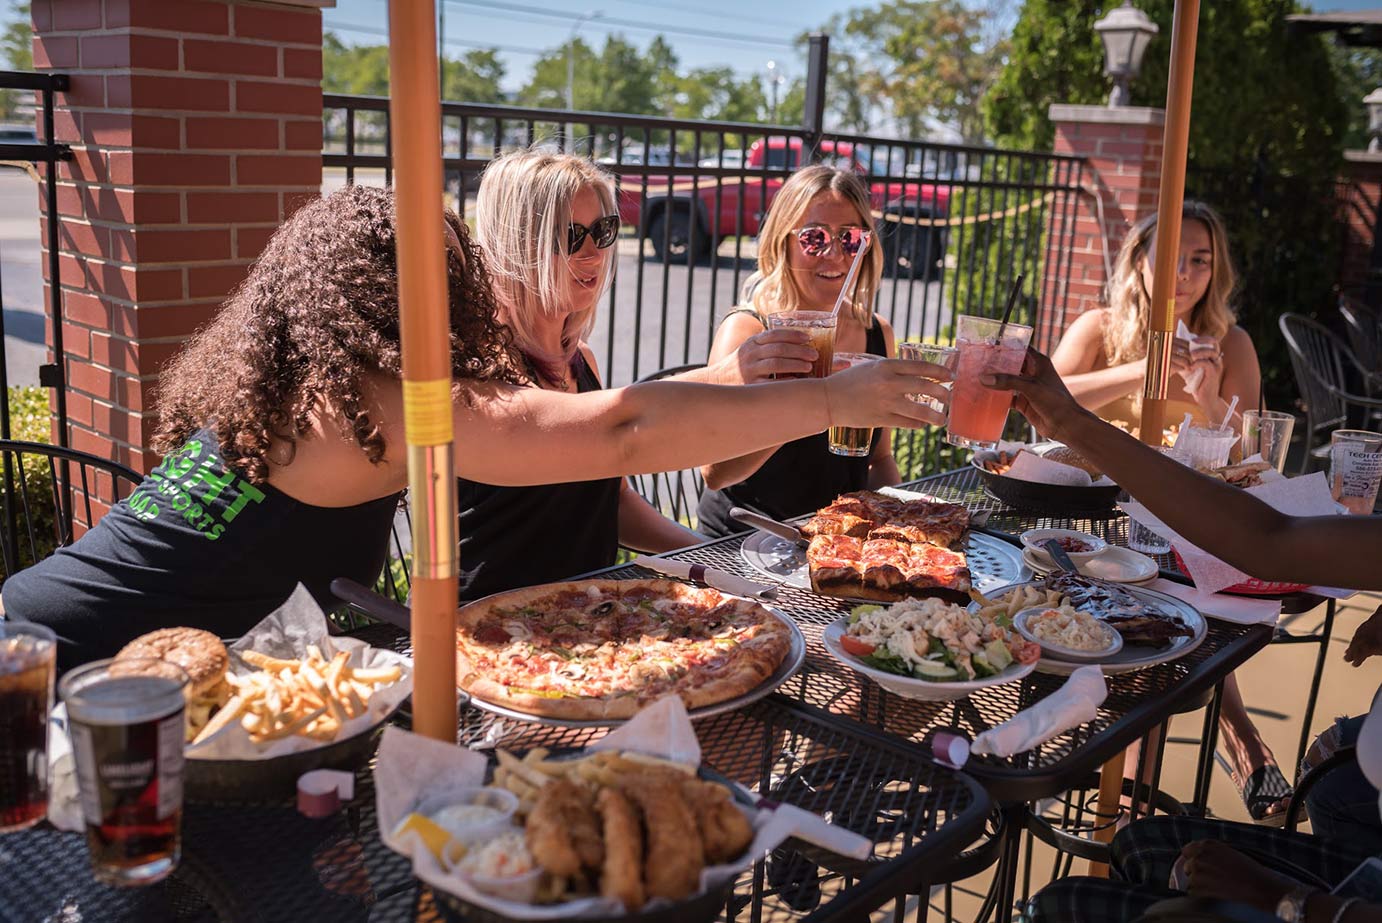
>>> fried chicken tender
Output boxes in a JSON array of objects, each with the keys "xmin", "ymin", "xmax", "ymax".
[
  {"xmin": 680, "ymin": 778, "xmax": 754, "ymax": 864},
  {"xmin": 595, "ymin": 786, "xmax": 645, "ymax": 911},
  {"xmin": 526, "ymin": 778, "xmax": 604, "ymax": 878},
  {"xmin": 621, "ymin": 775, "xmax": 704, "ymax": 900}
]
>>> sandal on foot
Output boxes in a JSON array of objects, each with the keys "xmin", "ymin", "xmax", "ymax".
[{"xmin": 1238, "ymin": 764, "xmax": 1292, "ymax": 826}]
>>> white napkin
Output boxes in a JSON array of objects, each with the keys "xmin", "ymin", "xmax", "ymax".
[
  {"xmin": 186, "ymin": 584, "xmax": 413, "ymax": 760},
  {"xmin": 1120, "ymin": 471, "xmax": 1347, "ymax": 595},
  {"xmin": 632, "ymin": 555, "xmax": 776, "ymax": 601},
  {"xmin": 376, "ymin": 697, "xmax": 816, "ymax": 919},
  {"xmin": 1007, "ymin": 450, "xmax": 1093, "ymax": 487},
  {"xmin": 1144, "ymin": 578, "xmax": 1281, "ymax": 626},
  {"xmin": 1176, "ymin": 320, "xmax": 1218, "ymax": 392},
  {"xmin": 1356, "ymin": 689, "xmax": 1382, "ymax": 824},
  {"xmin": 970, "ymin": 666, "xmax": 1107, "ymax": 758},
  {"xmin": 45, "ymin": 702, "xmax": 82, "ymax": 832}
]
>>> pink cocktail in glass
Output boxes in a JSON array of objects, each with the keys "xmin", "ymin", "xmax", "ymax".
[{"xmin": 945, "ymin": 315, "xmax": 1032, "ymax": 450}]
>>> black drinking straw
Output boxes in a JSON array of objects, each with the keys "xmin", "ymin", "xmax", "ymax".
[{"xmin": 995, "ymin": 273, "xmax": 1025, "ymax": 342}]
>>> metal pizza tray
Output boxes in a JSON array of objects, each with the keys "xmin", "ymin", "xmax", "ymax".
[
  {"xmin": 740, "ymin": 530, "xmax": 1031, "ymax": 597},
  {"xmin": 462, "ymin": 608, "xmax": 806, "ymax": 729},
  {"xmin": 972, "ymin": 580, "xmax": 1207, "ymax": 676}
]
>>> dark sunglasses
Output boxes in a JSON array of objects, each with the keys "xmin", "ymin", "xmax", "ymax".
[
  {"xmin": 791, "ymin": 225, "xmax": 871, "ymax": 258},
  {"xmin": 567, "ymin": 215, "xmax": 621, "ymax": 255}
]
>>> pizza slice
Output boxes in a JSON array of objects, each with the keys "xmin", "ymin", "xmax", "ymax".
[
  {"xmin": 865, "ymin": 500, "xmax": 971, "ymax": 549},
  {"xmin": 860, "ymin": 539, "xmax": 912, "ymax": 594},
  {"xmin": 805, "ymin": 534, "xmax": 865, "ymax": 596},
  {"xmin": 903, "ymin": 542, "xmax": 972, "ymax": 602}
]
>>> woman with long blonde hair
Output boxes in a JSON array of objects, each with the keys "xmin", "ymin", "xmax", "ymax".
[
  {"xmin": 1052, "ymin": 201, "xmax": 1260, "ymax": 438},
  {"xmin": 1052, "ymin": 202, "xmax": 1285, "ymax": 823},
  {"xmin": 463, "ymin": 149, "xmax": 830, "ymax": 598},
  {"xmin": 696, "ymin": 164, "xmax": 899, "ymax": 538}
]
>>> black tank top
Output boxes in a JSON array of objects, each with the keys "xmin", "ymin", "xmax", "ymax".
[
  {"xmin": 456, "ymin": 352, "xmax": 621, "ymax": 601},
  {"xmin": 1, "ymin": 430, "xmax": 400, "ymax": 671},
  {"xmin": 697, "ymin": 313, "xmax": 888, "ymax": 538}
]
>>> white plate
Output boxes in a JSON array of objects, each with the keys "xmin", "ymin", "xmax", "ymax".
[
  {"xmin": 973, "ymin": 580, "xmax": 1207, "ymax": 676},
  {"xmin": 740, "ymin": 531, "xmax": 1031, "ymax": 595},
  {"xmin": 1012, "ymin": 606, "xmax": 1123, "ymax": 663},
  {"xmin": 823, "ymin": 617, "xmax": 1037, "ymax": 702},
  {"xmin": 1021, "ymin": 546, "xmax": 1159, "ymax": 584}
]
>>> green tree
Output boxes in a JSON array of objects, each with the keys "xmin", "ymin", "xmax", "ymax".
[
  {"xmin": 322, "ymin": 33, "xmax": 505, "ymax": 103},
  {"xmin": 984, "ymin": 0, "xmax": 1346, "ymax": 174},
  {"xmin": 807, "ymin": 0, "xmax": 1007, "ymax": 141},
  {"xmin": 1329, "ymin": 43, "xmax": 1382, "ymax": 150},
  {"xmin": 519, "ymin": 34, "xmax": 665, "ymax": 115},
  {"xmin": 443, "ymin": 48, "xmax": 506, "ymax": 104},
  {"xmin": 1, "ymin": 1, "xmax": 32, "ymax": 121}
]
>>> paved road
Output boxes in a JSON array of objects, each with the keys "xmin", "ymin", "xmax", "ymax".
[
  {"xmin": 0, "ymin": 167, "xmax": 44, "ymax": 387},
  {"xmin": 0, "ymin": 167, "xmax": 951, "ymax": 394}
]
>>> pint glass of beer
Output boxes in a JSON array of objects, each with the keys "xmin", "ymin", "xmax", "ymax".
[
  {"xmin": 828, "ymin": 352, "xmax": 881, "ymax": 456},
  {"xmin": 61, "ymin": 658, "xmax": 188, "ymax": 885},
  {"xmin": 0, "ymin": 622, "xmax": 56, "ymax": 832}
]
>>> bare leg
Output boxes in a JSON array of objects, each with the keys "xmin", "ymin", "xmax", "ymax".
[{"xmin": 1218, "ymin": 672, "xmax": 1289, "ymax": 819}]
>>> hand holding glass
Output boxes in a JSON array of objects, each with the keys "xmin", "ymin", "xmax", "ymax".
[
  {"xmin": 897, "ymin": 342, "xmax": 957, "ymax": 417},
  {"xmin": 946, "ymin": 316, "xmax": 1032, "ymax": 450},
  {"xmin": 765, "ymin": 311, "xmax": 836, "ymax": 380},
  {"xmin": 828, "ymin": 352, "xmax": 882, "ymax": 456}
]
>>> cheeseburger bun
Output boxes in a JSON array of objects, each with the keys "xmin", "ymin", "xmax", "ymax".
[
  {"xmin": 116, "ymin": 628, "xmax": 230, "ymax": 740},
  {"xmin": 1042, "ymin": 445, "xmax": 1102, "ymax": 478}
]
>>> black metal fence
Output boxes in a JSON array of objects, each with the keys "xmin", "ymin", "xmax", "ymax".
[
  {"xmin": 0, "ymin": 70, "xmax": 71, "ymax": 444},
  {"xmin": 322, "ymin": 94, "xmax": 1087, "ymax": 483}
]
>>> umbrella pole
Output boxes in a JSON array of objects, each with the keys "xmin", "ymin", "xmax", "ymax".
[
  {"xmin": 1089, "ymin": 0, "xmax": 1201, "ymax": 877},
  {"xmin": 389, "ymin": 0, "xmax": 459, "ymax": 742}
]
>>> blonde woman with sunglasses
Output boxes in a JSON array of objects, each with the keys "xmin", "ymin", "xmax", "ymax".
[
  {"xmin": 465, "ymin": 150, "xmax": 852, "ymax": 598},
  {"xmin": 696, "ymin": 164, "xmax": 899, "ymax": 538}
]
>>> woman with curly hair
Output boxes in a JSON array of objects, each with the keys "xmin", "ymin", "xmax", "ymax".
[
  {"xmin": 2, "ymin": 184, "xmax": 950, "ymax": 669},
  {"xmin": 1051, "ymin": 203, "xmax": 1284, "ymax": 823},
  {"xmin": 695, "ymin": 163, "xmax": 900, "ymax": 538}
]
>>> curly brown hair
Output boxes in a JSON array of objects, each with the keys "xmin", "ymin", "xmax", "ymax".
[{"xmin": 153, "ymin": 184, "xmax": 521, "ymax": 483}]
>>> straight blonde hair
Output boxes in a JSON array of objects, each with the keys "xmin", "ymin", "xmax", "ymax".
[
  {"xmin": 1103, "ymin": 200, "xmax": 1238, "ymax": 365},
  {"xmin": 475, "ymin": 149, "xmax": 617, "ymax": 384},
  {"xmin": 741, "ymin": 164, "xmax": 881, "ymax": 326}
]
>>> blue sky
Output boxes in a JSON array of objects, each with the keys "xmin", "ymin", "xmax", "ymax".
[{"xmin": 3, "ymin": 0, "xmax": 1379, "ymax": 93}]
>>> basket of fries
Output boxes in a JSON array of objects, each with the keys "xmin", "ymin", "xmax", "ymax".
[
  {"xmin": 378, "ymin": 698, "xmax": 812, "ymax": 923},
  {"xmin": 184, "ymin": 586, "xmax": 413, "ymax": 802}
]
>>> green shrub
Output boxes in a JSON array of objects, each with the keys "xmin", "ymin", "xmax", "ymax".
[{"xmin": 1, "ymin": 387, "xmax": 56, "ymax": 583}]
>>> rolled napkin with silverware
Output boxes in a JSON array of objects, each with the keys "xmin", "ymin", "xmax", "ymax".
[
  {"xmin": 970, "ymin": 665, "xmax": 1107, "ymax": 758},
  {"xmin": 632, "ymin": 555, "xmax": 778, "ymax": 600}
]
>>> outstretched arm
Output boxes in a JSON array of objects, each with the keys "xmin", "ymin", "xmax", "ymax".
[{"xmin": 986, "ymin": 349, "xmax": 1382, "ymax": 590}]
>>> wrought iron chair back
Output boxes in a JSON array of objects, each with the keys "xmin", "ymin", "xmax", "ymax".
[
  {"xmin": 0, "ymin": 439, "xmax": 143, "ymax": 581},
  {"xmin": 1277, "ymin": 313, "xmax": 1382, "ymax": 473},
  {"xmin": 625, "ymin": 364, "xmax": 707, "ymax": 529},
  {"xmin": 1339, "ymin": 294, "xmax": 1382, "ymax": 374}
]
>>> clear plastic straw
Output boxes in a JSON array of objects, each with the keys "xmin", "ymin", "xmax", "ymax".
[
  {"xmin": 1218, "ymin": 395, "xmax": 1239, "ymax": 432},
  {"xmin": 829, "ymin": 232, "xmax": 871, "ymax": 320},
  {"xmin": 1172, "ymin": 412, "xmax": 1193, "ymax": 447}
]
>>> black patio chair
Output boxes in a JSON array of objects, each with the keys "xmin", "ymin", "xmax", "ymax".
[
  {"xmin": 1278, "ymin": 313, "xmax": 1382, "ymax": 473},
  {"xmin": 1339, "ymin": 294, "xmax": 1382, "ymax": 374},
  {"xmin": 1283, "ymin": 743, "xmax": 1357, "ymax": 833},
  {"xmin": 0, "ymin": 439, "xmax": 143, "ymax": 581},
  {"xmin": 625, "ymin": 364, "xmax": 708, "ymax": 530}
]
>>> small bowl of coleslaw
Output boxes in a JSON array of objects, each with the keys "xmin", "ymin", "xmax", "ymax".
[{"xmin": 1013, "ymin": 605, "xmax": 1122, "ymax": 663}]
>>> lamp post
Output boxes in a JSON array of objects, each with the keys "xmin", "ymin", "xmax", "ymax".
[
  {"xmin": 1367, "ymin": 88, "xmax": 1382, "ymax": 153},
  {"xmin": 566, "ymin": 10, "xmax": 602, "ymax": 111},
  {"xmin": 1094, "ymin": 1, "xmax": 1159, "ymax": 107},
  {"xmin": 765, "ymin": 60, "xmax": 785, "ymax": 124}
]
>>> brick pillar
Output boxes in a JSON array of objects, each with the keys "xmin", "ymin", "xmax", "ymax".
[
  {"xmin": 1041, "ymin": 104, "xmax": 1165, "ymax": 349},
  {"xmin": 32, "ymin": 0, "xmax": 324, "ymax": 475},
  {"xmin": 1338, "ymin": 151, "xmax": 1382, "ymax": 299}
]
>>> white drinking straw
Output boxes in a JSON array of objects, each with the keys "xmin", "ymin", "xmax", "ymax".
[
  {"xmin": 829, "ymin": 231, "xmax": 871, "ymax": 320},
  {"xmin": 1218, "ymin": 395, "xmax": 1239, "ymax": 432}
]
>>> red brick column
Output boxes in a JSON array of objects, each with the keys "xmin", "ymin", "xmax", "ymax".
[
  {"xmin": 1338, "ymin": 151, "xmax": 1382, "ymax": 297},
  {"xmin": 31, "ymin": 0, "xmax": 323, "ymax": 474},
  {"xmin": 1041, "ymin": 104, "xmax": 1165, "ymax": 349}
]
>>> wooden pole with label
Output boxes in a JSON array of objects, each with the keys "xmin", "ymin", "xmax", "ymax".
[
  {"xmin": 388, "ymin": 0, "xmax": 459, "ymax": 742},
  {"xmin": 1088, "ymin": 0, "xmax": 1200, "ymax": 878}
]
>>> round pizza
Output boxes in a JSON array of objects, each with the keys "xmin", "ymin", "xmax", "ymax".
[{"xmin": 455, "ymin": 579, "xmax": 795, "ymax": 722}]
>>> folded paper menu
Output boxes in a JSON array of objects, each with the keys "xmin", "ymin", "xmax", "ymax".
[
  {"xmin": 1120, "ymin": 471, "xmax": 1350, "ymax": 596},
  {"xmin": 970, "ymin": 666, "xmax": 1107, "ymax": 758}
]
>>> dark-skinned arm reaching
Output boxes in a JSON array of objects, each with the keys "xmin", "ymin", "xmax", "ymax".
[{"xmin": 981, "ymin": 349, "xmax": 1382, "ymax": 591}]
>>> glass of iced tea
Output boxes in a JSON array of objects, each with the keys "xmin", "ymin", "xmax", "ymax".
[
  {"xmin": 1329, "ymin": 429, "xmax": 1382, "ymax": 515},
  {"xmin": 61, "ymin": 658, "xmax": 188, "ymax": 886},
  {"xmin": 828, "ymin": 352, "xmax": 881, "ymax": 456},
  {"xmin": 0, "ymin": 622, "xmax": 56, "ymax": 833},
  {"xmin": 766, "ymin": 310, "xmax": 837, "ymax": 379},
  {"xmin": 946, "ymin": 315, "xmax": 1033, "ymax": 450}
]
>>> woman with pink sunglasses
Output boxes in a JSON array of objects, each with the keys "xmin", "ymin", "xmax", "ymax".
[{"xmin": 697, "ymin": 164, "xmax": 899, "ymax": 538}]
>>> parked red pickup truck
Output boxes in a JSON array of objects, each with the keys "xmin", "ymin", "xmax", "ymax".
[{"xmin": 616, "ymin": 136, "xmax": 950, "ymax": 278}]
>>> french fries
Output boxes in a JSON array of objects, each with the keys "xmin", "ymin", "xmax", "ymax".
[
  {"xmin": 193, "ymin": 648, "xmax": 402, "ymax": 746},
  {"xmin": 976, "ymin": 584, "xmax": 1066, "ymax": 623}
]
